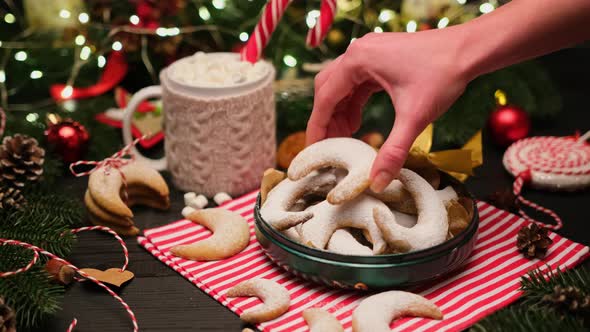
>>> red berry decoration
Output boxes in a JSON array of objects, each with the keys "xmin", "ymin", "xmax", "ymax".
[{"xmin": 44, "ymin": 114, "xmax": 90, "ymax": 165}]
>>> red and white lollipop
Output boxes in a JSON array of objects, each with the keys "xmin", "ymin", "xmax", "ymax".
[{"xmin": 503, "ymin": 132, "xmax": 590, "ymax": 230}]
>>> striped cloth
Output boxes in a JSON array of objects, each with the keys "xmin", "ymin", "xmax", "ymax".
[{"xmin": 138, "ymin": 191, "xmax": 589, "ymax": 332}]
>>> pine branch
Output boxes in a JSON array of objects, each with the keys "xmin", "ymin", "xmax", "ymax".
[
  {"xmin": 0, "ymin": 263, "xmax": 64, "ymax": 329},
  {"xmin": 520, "ymin": 266, "xmax": 590, "ymax": 308},
  {"xmin": 469, "ymin": 305, "xmax": 586, "ymax": 332}
]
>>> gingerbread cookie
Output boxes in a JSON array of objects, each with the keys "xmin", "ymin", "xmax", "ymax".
[
  {"xmin": 373, "ymin": 169, "xmax": 448, "ymax": 252},
  {"xmin": 352, "ymin": 291, "xmax": 442, "ymax": 332},
  {"xmin": 170, "ymin": 208, "xmax": 250, "ymax": 261},
  {"xmin": 288, "ymin": 138, "xmax": 376, "ymax": 204}
]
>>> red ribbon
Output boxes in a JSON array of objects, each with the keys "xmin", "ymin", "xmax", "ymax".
[{"xmin": 50, "ymin": 51, "xmax": 129, "ymax": 102}]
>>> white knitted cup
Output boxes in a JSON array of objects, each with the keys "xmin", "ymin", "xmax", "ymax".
[{"xmin": 123, "ymin": 53, "xmax": 276, "ymax": 196}]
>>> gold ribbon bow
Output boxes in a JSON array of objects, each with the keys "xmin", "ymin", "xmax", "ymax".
[{"xmin": 405, "ymin": 124, "xmax": 483, "ymax": 182}]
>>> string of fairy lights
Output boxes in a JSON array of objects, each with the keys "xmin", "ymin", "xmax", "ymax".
[{"xmin": 0, "ymin": 0, "xmax": 500, "ymax": 116}]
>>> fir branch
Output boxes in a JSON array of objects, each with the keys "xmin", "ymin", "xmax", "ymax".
[
  {"xmin": 0, "ymin": 264, "xmax": 64, "ymax": 329},
  {"xmin": 520, "ymin": 266, "xmax": 590, "ymax": 308},
  {"xmin": 469, "ymin": 305, "xmax": 586, "ymax": 332}
]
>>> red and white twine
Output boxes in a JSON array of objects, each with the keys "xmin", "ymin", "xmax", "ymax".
[
  {"xmin": 0, "ymin": 226, "xmax": 137, "ymax": 331},
  {"xmin": 504, "ymin": 134, "xmax": 590, "ymax": 230},
  {"xmin": 69, "ymin": 136, "xmax": 146, "ymax": 203}
]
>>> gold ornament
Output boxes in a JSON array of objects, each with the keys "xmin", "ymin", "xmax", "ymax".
[
  {"xmin": 24, "ymin": 0, "xmax": 86, "ymax": 30},
  {"xmin": 401, "ymin": 0, "xmax": 458, "ymax": 22},
  {"xmin": 406, "ymin": 124, "xmax": 483, "ymax": 182},
  {"xmin": 327, "ymin": 29, "xmax": 346, "ymax": 45}
]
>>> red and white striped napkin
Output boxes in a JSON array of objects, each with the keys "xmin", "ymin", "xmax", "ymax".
[{"xmin": 138, "ymin": 191, "xmax": 589, "ymax": 332}]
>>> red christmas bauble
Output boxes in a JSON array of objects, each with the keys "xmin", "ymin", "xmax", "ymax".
[
  {"xmin": 487, "ymin": 105, "xmax": 531, "ymax": 146},
  {"xmin": 45, "ymin": 120, "xmax": 90, "ymax": 165}
]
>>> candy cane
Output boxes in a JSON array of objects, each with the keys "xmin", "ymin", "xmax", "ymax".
[
  {"xmin": 306, "ymin": 0, "xmax": 337, "ymax": 47},
  {"xmin": 241, "ymin": 0, "xmax": 292, "ymax": 63}
]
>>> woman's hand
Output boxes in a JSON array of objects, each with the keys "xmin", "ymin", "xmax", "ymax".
[{"xmin": 307, "ymin": 30, "xmax": 472, "ymax": 193}]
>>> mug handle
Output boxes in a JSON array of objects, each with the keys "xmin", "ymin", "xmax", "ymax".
[{"xmin": 122, "ymin": 85, "xmax": 167, "ymax": 171}]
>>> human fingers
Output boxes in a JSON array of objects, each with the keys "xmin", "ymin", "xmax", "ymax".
[
  {"xmin": 369, "ymin": 114, "xmax": 425, "ymax": 193},
  {"xmin": 307, "ymin": 57, "xmax": 361, "ymax": 145}
]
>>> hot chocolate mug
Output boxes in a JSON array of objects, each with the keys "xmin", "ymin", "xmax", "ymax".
[{"xmin": 122, "ymin": 53, "xmax": 276, "ymax": 197}]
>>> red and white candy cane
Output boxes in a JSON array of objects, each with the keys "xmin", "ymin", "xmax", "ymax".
[
  {"xmin": 241, "ymin": 0, "xmax": 337, "ymax": 63},
  {"xmin": 306, "ymin": 0, "xmax": 337, "ymax": 47},
  {"xmin": 69, "ymin": 136, "xmax": 146, "ymax": 203},
  {"xmin": 241, "ymin": 0, "xmax": 291, "ymax": 63},
  {"xmin": 0, "ymin": 226, "xmax": 137, "ymax": 331}
]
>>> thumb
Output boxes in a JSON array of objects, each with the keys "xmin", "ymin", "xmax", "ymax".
[{"xmin": 370, "ymin": 116, "xmax": 423, "ymax": 193}]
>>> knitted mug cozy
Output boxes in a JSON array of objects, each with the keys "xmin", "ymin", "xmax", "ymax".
[{"xmin": 160, "ymin": 67, "xmax": 276, "ymax": 197}]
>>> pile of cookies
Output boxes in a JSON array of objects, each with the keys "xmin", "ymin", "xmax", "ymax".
[
  {"xmin": 84, "ymin": 160, "xmax": 170, "ymax": 236},
  {"xmin": 260, "ymin": 137, "xmax": 473, "ymax": 255}
]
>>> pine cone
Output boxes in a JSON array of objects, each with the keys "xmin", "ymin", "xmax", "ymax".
[
  {"xmin": 516, "ymin": 223, "xmax": 553, "ymax": 259},
  {"xmin": 0, "ymin": 186, "xmax": 25, "ymax": 210},
  {"xmin": 0, "ymin": 297, "xmax": 16, "ymax": 332},
  {"xmin": 0, "ymin": 134, "xmax": 45, "ymax": 188},
  {"xmin": 543, "ymin": 285, "xmax": 590, "ymax": 316}
]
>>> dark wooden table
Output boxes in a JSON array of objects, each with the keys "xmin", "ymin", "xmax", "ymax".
[{"xmin": 41, "ymin": 49, "xmax": 590, "ymax": 331}]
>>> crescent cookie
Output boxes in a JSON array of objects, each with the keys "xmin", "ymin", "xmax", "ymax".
[
  {"xmin": 88, "ymin": 160, "xmax": 169, "ymax": 218},
  {"xmin": 88, "ymin": 214, "xmax": 140, "ymax": 237},
  {"xmin": 170, "ymin": 208, "xmax": 250, "ymax": 261},
  {"xmin": 303, "ymin": 308, "xmax": 344, "ymax": 332},
  {"xmin": 300, "ymin": 194, "xmax": 388, "ymax": 254},
  {"xmin": 226, "ymin": 279, "xmax": 290, "ymax": 323},
  {"xmin": 370, "ymin": 182, "xmax": 457, "ymax": 214},
  {"xmin": 260, "ymin": 171, "xmax": 337, "ymax": 230},
  {"xmin": 288, "ymin": 138, "xmax": 377, "ymax": 204},
  {"xmin": 84, "ymin": 190, "xmax": 133, "ymax": 227},
  {"xmin": 260, "ymin": 168, "xmax": 287, "ymax": 205},
  {"xmin": 352, "ymin": 291, "xmax": 442, "ymax": 332},
  {"xmin": 327, "ymin": 229, "xmax": 373, "ymax": 256},
  {"xmin": 373, "ymin": 169, "xmax": 448, "ymax": 252}
]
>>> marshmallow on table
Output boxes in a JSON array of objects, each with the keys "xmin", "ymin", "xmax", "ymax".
[
  {"xmin": 184, "ymin": 192, "xmax": 208, "ymax": 209},
  {"xmin": 214, "ymin": 192, "xmax": 232, "ymax": 205},
  {"xmin": 182, "ymin": 206, "xmax": 197, "ymax": 218}
]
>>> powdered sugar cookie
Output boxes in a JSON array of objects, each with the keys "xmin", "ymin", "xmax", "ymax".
[
  {"xmin": 352, "ymin": 291, "xmax": 442, "ymax": 332},
  {"xmin": 226, "ymin": 279, "xmax": 290, "ymax": 323},
  {"xmin": 260, "ymin": 169, "xmax": 287, "ymax": 205},
  {"xmin": 300, "ymin": 194, "xmax": 388, "ymax": 254},
  {"xmin": 371, "ymin": 183, "xmax": 457, "ymax": 215},
  {"xmin": 303, "ymin": 308, "xmax": 344, "ymax": 332},
  {"xmin": 170, "ymin": 208, "xmax": 250, "ymax": 261},
  {"xmin": 88, "ymin": 160, "xmax": 169, "ymax": 217},
  {"xmin": 327, "ymin": 229, "xmax": 373, "ymax": 256},
  {"xmin": 373, "ymin": 169, "xmax": 448, "ymax": 252},
  {"xmin": 260, "ymin": 171, "xmax": 337, "ymax": 230},
  {"xmin": 288, "ymin": 138, "xmax": 377, "ymax": 204}
]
